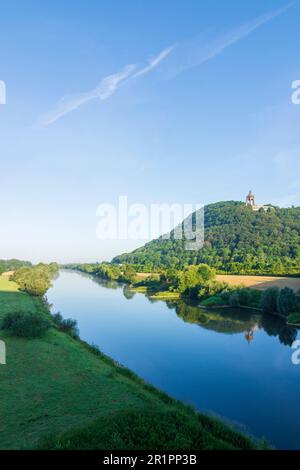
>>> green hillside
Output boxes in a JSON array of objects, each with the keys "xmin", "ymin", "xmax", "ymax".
[{"xmin": 113, "ymin": 201, "xmax": 300, "ymax": 275}]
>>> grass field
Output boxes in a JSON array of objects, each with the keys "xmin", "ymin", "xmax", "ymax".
[
  {"xmin": 0, "ymin": 275, "xmax": 256, "ymax": 450},
  {"xmin": 216, "ymin": 275, "xmax": 300, "ymax": 292},
  {"xmin": 0, "ymin": 275, "xmax": 19, "ymax": 292}
]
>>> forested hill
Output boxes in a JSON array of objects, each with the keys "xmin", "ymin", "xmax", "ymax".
[{"xmin": 112, "ymin": 201, "xmax": 300, "ymax": 275}]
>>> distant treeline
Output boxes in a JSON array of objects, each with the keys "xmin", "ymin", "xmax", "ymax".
[
  {"xmin": 64, "ymin": 262, "xmax": 136, "ymax": 284},
  {"xmin": 0, "ymin": 259, "xmax": 32, "ymax": 274}
]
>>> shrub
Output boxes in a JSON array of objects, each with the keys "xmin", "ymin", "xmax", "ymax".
[
  {"xmin": 52, "ymin": 312, "xmax": 79, "ymax": 338},
  {"xmin": 1, "ymin": 311, "xmax": 51, "ymax": 338}
]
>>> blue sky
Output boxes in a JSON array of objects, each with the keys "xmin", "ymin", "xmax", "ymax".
[{"xmin": 0, "ymin": 0, "xmax": 299, "ymax": 263}]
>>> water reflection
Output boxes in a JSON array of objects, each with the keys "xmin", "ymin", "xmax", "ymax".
[
  {"xmin": 173, "ymin": 301, "xmax": 297, "ymax": 346},
  {"xmin": 121, "ymin": 287, "xmax": 298, "ymax": 347},
  {"xmin": 48, "ymin": 271, "xmax": 300, "ymax": 449}
]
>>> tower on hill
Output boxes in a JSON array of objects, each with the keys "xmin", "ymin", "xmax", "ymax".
[
  {"xmin": 246, "ymin": 190, "xmax": 255, "ymax": 207},
  {"xmin": 245, "ymin": 190, "xmax": 272, "ymax": 212}
]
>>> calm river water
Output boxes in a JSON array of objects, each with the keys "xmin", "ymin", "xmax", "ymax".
[{"xmin": 47, "ymin": 270, "xmax": 300, "ymax": 449}]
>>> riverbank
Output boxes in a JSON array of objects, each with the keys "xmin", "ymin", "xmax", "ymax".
[
  {"xmin": 0, "ymin": 274, "xmax": 257, "ymax": 450},
  {"xmin": 67, "ymin": 267, "xmax": 300, "ymax": 328},
  {"xmin": 129, "ymin": 285, "xmax": 180, "ymax": 300}
]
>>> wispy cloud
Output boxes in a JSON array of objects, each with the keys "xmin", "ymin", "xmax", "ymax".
[
  {"xmin": 39, "ymin": 2, "xmax": 293, "ymax": 127},
  {"xmin": 39, "ymin": 46, "xmax": 174, "ymax": 127},
  {"xmin": 166, "ymin": 2, "xmax": 293, "ymax": 78},
  {"xmin": 39, "ymin": 64, "xmax": 136, "ymax": 127},
  {"xmin": 133, "ymin": 45, "xmax": 176, "ymax": 78}
]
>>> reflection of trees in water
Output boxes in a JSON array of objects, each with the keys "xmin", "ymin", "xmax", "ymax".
[
  {"xmin": 123, "ymin": 286, "xmax": 136, "ymax": 300},
  {"xmin": 260, "ymin": 315, "xmax": 297, "ymax": 346},
  {"xmin": 173, "ymin": 301, "xmax": 257, "ymax": 334},
  {"xmin": 52, "ymin": 271, "xmax": 60, "ymax": 281},
  {"xmin": 71, "ymin": 269, "xmax": 122, "ymax": 290},
  {"xmin": 166, "ymin": 300, "xmax": 297, "ymax": 347},
  {"xmin": 93, "ymin": 274, "xmax": 297, "ymax": 347},
  {"xmin": 91, "ymin": 277, "xmax": 120, "ymax": 290}
]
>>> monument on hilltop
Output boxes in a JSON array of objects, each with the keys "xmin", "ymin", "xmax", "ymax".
[
  {"xmin": 245, "ymin": 190, "xmax": 272, "ymax": 212},
  {"xmin": 246, "ymin": 190, "xmax": 255, "ymax": 208}
]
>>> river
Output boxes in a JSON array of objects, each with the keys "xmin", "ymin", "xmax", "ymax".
[{"xmin": 47, "ymin": 269, "xmax": 300, "ymax": 449}]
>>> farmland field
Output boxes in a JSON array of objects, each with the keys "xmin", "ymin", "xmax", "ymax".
[{"xmin": 216, "ymin": 275, "xmax": 300, "ymax": 292}]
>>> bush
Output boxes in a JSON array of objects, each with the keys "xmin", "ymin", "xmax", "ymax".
[
  {"xmin": 1, "ymin": 311, "xmax": 51, "ymax": 338},
  {"xmin": 52, "ymin": 312, "xmax": 79, "ymax": 338}
]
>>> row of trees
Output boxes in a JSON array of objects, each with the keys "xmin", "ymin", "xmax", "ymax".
[
  {"xmin": 131, "ymin": 264, "xmax": 229, "ymax": 301},
  {"xmin": 68, "ymin": 261, "xmax": 224, "ymax": 300},
  {"xmin": 11, "ymin": 262, "xmax": 59, "ymax": 296},
  {"xmin": 225, "ymin": 286, "xmax": 298, "ymax": 318},
  {"xmin": 260, "ymin": 287, "xmax": 298, "ymax": 317},
  {"xmin": 66, "ymin": 262, "xmax": 137, "ymax": 284}
]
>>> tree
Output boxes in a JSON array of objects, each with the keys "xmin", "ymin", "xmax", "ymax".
[
  {"xmin": 177, "ymin": 266, "xmax": 201, "ymax": 295},
  {"xmin": 260, "ymin": 287, "xmax": 279, "ymax": 313},
  {"xmin": 11, "ymin": 265, "xmax": 53, "ymax": 296},
  {"xmin": 176, "ymin": 264, "xmax": 216, "ymax": 298},
  {"xmin": 276, "ymin": 287, "xmax": 298, "ymax": 317},
  {"xmin": 198, "ymin": 264, "xmax": 216, "ymax": 282},
  {"xmin": 229, "ymin": 291, "xmax": 240, "ymax": 307},
  {"xmin": 122, "ymin": 265, "xmax": 136, "ymax": 283}
]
